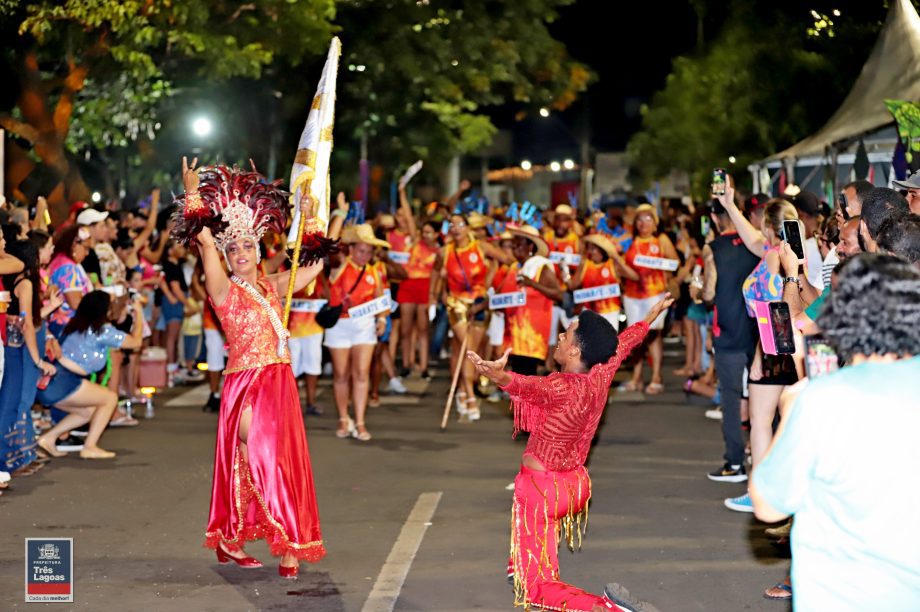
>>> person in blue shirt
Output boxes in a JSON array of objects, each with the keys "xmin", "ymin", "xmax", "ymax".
[
  {"xmin": 35, "ymin": 290, "xmax": 143, "ymax": 460},
  {"xmin": 752, "ymin": 254, "xmax": 920, "ymax": 611}
]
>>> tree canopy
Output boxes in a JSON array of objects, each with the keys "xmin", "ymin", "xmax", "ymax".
[
  {"xmin": 0, "ymin": 0, "xmax": 589, "ymax": 213},
  {"xmin": 627, "ymin": 1, "xmax": 887, "ymax": 197}
]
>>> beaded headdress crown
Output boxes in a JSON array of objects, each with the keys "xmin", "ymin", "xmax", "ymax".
[{"xmin": 171, "ymin": 164, "xmax": 289, "ymax": 256}]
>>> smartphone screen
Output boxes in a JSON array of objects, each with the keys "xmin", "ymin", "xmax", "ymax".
[
  {"xmin": 769, "ymin": 302, "xmax": 796, "ymax": 355},
  {"xmin": 837, "ymin": 193, "xmax": 850, "ymax": 220},
  {"xmin": 805, "ymin": 335, "xmax": 839, "ymax": 378},
  {"xmin": 701, "ymin": 216, "xmax": 711, "ymax": 237},
  {"xmin": 712, "ymin": 169, "xmax": 727, "ymax": 196},
  {"xmin": 782, "ymin": 219, "xmax": 805, "ymax": 260}
]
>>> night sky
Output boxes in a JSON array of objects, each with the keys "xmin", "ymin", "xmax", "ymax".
[{"xmin": 504, "ymin": 0, "xmax": 701, "ymax": 165}]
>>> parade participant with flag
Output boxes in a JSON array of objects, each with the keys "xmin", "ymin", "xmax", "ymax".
[
  {"xmin": 174, "ymin": 158, "xmax": 327, "ymax": 579},
  {"xmin": 467, "ymin": 294, "xmax": 673, "ymax": 612}
]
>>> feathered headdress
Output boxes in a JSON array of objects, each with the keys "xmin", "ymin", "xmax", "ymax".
[{"xmin": 171, "ymin": 164, "xmax": 289, "ymax": 261}]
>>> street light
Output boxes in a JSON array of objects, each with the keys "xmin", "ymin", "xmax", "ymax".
[
  {"xmin": 91, "ymin": 191, "xmax": 102, "ymax": 203},
  {"xmin": 539, "ymin": 107, "xmax": 550, "ymax": 118},
  {"xmin": 728, "ymin": 155, "xmax": 737, "ymax": 164},
  {"xmin": 550, "ymin": 161, "xmax": 561, "ymax": 172},
  {"xmin": 521, "ymin": 160, "xmax": 532, "ymax": 171},
  {"xmin": 192, "ymin": 116, "xmax": 213, "ymax": 138},
  {"xmin": 563, "ymin": 159, "xmax": 575, "ymax": 170}
]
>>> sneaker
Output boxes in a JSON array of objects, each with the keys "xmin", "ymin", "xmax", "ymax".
[
  {"xmin": 765, "ymin": 519, "xmax": 793, "ymax": 538},
  {"xmin": 602, "ymin": 583, "xmax": 643, "ymax": 612},
  {"xmin": 56, "ymin": 435, "xmax": 85, "ymax": 452},
  {"xmin": 704, "ymin": 407, "xmax": 723, "ymax": 421},
  {"xmin": 387, "ymin": 376, "xmax": 408, "ymax": 394},
  {"xmin": 69, "ymin": 429, "xmax": 88, "ymax": 438},
  {"xmin": 724, "ymin": 492, "xmax": 754, "ymax": 513},
  {"xmin": 304, "ymin": 404, "xmax": 323, "ymax": 416},
  {"xmin": 707, "ymin": 463, "xmax": 748, "ymax": 483},
  {"xmin": 487, "ymin": 391, "xmax": 504, "ymax": 403},
  {"xmin": 398, "ymin": 367, "xmax": 411, "ymax": 378},
  {"xmin": 506, "ymin": 558, "xmax": 514, "ymax": 585},
  {"xmin": 183, "ymin": 368, "xmax": 205, "ymax": 383},
  {"xmin": 420, "ymin": 369, "xmax": 432, "ymax": 381}
]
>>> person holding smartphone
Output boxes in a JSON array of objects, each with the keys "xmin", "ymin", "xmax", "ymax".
[{"xmin": 715, "ymin": 177, "xmax": 802, "ymax": 514}]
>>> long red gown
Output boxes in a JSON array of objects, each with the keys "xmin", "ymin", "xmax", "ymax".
[{"xmin": 204, "ymin": 279, "xmax": 326, "ymax": 562}]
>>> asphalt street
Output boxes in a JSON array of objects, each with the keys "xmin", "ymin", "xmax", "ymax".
[{"xmin": 1, "ymin": 349, "xmax": 792, "ymax": 611}]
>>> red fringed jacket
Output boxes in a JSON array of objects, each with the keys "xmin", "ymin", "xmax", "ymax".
[{"xmin": 500, "ymin": 321, "xmax": 650, "ymax": 472}]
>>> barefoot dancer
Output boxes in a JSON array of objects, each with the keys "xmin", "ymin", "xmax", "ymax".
[
  {"xmin": 468, "ymin": 295, "xmax": 674, "ymax": 612},
  {"xmin": 175, "ymin": 158, "xmax": 326, "ymax": 578}
]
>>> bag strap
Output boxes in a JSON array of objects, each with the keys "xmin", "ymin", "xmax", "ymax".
[
  {"xmin": 345, "ymin": 264, "xmax": 367, "ymax": 296},
  {"xmin": 451, "ymin": 247, "xmax": 473, "ymax": 293}
]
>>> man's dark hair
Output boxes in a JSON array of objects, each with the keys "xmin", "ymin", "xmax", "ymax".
[
  {"xmin": 818, "ymin": 254, "xmax": 920, "ymax": 361},
  {"xmin": 574, "ymin": 310, "xmax": 619, "ymax": 369},
  {"xmin": 843, "ymin": 180, "xmax": 874, "ymax": 205},
  {"xmin": 710, "ymin": 197, "xmax": 728, "ymax": 219},
  {"xmin": 877, "ymin": 213, "xmax": 920, "ymax": 264},
  {"xmin": 861, "ymin": 188, "xmax": 909, "ymax": 239}
]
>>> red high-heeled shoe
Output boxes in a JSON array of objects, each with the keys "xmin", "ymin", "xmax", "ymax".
[
  {"xmin": 278, "ymin": 563, "xmax": 299, "ymax": 580},
  {"xmin": 215, "ymin": 544, "xmax": 263, "ymax": 568}
]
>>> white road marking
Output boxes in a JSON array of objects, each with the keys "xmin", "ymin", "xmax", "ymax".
[
  {"xmin": 165, "ymin": 384, "xmax": 210, "ymax": 406},
  {"xmin": 361, "ymin": 491, "xmax": 442, "ymax": 612}
]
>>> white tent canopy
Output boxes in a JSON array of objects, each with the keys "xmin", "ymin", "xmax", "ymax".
[{"xmin": 767, "ymin": 0, "xmax": 920, "ymax": 162}]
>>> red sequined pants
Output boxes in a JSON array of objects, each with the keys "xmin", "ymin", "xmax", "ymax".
[{"xmin": 511, "ymin": 463, "xmax": 605, "ymax": 611}]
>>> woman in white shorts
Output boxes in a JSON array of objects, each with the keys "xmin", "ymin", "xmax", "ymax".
[
  {"xmin": 324, "ymin": 224, "xmax": 388, "ymax": 441},
  {"xmin": 617, "ymin": 204, "xmax": 679, "ymax": 394}
]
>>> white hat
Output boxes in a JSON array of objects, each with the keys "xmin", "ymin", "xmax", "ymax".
[{"xmin": 77, "ymin": 209, "xmax": 109, "ymax": 225}]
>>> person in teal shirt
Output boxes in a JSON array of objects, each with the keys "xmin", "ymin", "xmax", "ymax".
[{"xmin": 752, "ymin": 254, "xmax": 920, "ymax": 611}]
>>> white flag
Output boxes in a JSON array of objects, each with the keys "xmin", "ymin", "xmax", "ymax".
[{"xmin": 287, "ymin": 37, "xmax": 341, "ymax": 244}]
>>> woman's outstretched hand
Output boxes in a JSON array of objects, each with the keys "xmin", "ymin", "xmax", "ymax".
[
  {"xmin": 644, "ymin": 293, "xmax": 675, "ymax": 325},
  {"xmin": 467, "ymin": 348, "xmax": 512, "ymax": 387}
]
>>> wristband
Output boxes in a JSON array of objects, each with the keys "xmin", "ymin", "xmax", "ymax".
[
  {"xmin": 185, "ymin": 191, "xmax": 205, "ymax": 214},
  {"xmin": 331, "ymin": 209, "xmax": 347, "ymax": 219},
  {"xmin": 783, "ymin": 276, "xmax": 800, "ymax": 285}
]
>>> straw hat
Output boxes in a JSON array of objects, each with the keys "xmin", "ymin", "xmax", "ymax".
[
  {"xmin": 498, "ymin": 230, "xmax": 514, "ymax": 241},
  {"xmin": 554, "ymin": 204, "xmax": 575, "ymax": 218},
  {"xmin": 378, "ymin": 213, "xmax": 396, "ymax": 229},
  {"xmin": 466, "ymin": 211, "xmax": 492, "ymax": 230},
  {"xmin": 582, "ymin": 233, "xmax": 618, "ymax": 259},
  {"xmin": 345, "ymin": 223, "xmax": 391, "ymax": 249},
  {"xmin": 507, "ymin": 224, "xmax": 549, "ymax": 257},
  {"xmin": 634, "ymin": 203, "xmax": 659, "ymax": 226}
]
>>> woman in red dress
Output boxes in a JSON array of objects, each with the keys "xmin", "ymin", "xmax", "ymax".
[{"xmin": 175, "ymin": 158, "xmax": 326, "ymax": 579}]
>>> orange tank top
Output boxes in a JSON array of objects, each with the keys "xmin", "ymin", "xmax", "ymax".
[
  {"xmin": 406, "ymin": 241, "xmax": 438, "ymax": 279},
  {"xmin": 623, "ymin": 236, "xmax": 669, "ymax": 299},
  {"xmin": 581, "ymin": 259, "xmax": 621, "ymax": 314},
  {"xmin": 387, "ymin": 229, "xmax": 412, "ymax": 254},
  {"xmin": 498, "ymin": 260, "xmax": 553, "ymax": 361},
  {"xmin": 330, "ymin": 259, "xmax": 380, "ymax": 318},
  {"xmin": 444, "ymin": 240, "xmax": 487, "ymax": 300}
]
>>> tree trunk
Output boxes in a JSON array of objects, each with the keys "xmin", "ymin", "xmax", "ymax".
[{"xmin": 0, "ymin": 51, "xmax": 91, "ymax": 222}]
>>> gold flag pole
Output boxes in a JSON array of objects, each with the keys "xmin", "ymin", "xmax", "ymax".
[{"xmin": 282, "ymin": 191, "xmax": 311, "ymax": 328}]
